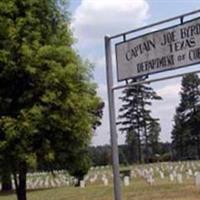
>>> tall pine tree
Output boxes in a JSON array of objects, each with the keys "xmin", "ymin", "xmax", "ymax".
[
  {"xmin": 118, "ymin": 77, "xmax": 161, "ymax": 163},
  {"xmin": 172, "ymin": 73, "xmax": 200, "ymax": 160}
]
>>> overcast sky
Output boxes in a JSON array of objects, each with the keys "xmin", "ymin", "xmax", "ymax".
[{"xmin": 69, "ymin": 0, "xmax": 200, "ymax": 146}]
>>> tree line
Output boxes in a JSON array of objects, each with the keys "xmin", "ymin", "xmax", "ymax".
[{"xmin": 89, "ymin": 142, "xmax": 172, "ymax": 167}]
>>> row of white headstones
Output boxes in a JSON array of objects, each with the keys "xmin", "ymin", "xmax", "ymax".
[
  {"xmin": 1, "ymin": 161, "xmax": 200, "ymax": 190},
  {"xmin": 0, "ymin": 171, "xmax": 73, "ymax": 190},
  {"xmin": 134, "ymin": 166, "xmax": 199, "ymax": 186},
  {"xmin": 81, "ymin": 161, "xmax": 200, "ymax": 188}
]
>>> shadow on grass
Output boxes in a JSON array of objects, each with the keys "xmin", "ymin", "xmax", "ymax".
[
  {"xmin": 26, "ymin": 186, "xmax": 69, "ymax": 193},
  {"xmin": 0, "ymin": 187, "xmax": 65, "ymax": 197},
  {"xmin": 0, "ymin": 191, "xmax": 15, "ymax": 196}
]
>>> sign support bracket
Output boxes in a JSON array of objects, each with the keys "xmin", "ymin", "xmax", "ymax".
[
  {"xmin": 180, "ymin": 16, "xmax": 184, "ymax": 24},
  {"xmin": 112, "ymin": 70, "xmax": 200, "ymax": 91}
]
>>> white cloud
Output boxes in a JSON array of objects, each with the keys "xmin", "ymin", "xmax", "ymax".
[
  {"xmin": 72, "ymin": 0, "xmax": 149, "ymax": 47},
  {"xmin": 157, "ymin": 83, "xmax": 181, "ymax": 103},
  {"xmin": 71, "ymin": 0, "xmax": 150, "ymax": 145}
]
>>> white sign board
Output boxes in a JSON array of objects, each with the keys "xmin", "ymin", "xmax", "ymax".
[{"xmin": 116, "ymin": 17, "xmax": 200, "ymax": 81}]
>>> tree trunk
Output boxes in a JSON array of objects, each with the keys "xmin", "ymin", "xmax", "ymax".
[
  {"xmin": 1, "ymin": 170, "xmax": 12, "ymax": 192},
  {"xmin": 197, "ymin": 137, "xmax": 200, "ymax": 159},
  {"xmin": 144, "ymin": 125, "xmax": 149, "ymax": 163},
  {"xmin": 178, "ymin": 137, "xmax": 183, "ymax": 160},
  {"xmin": 137, "ymin": 130, "xmax": 142, "ymax": 163},
  {"xmin": 14, "ymin": 162, "xmax": 27, "ymax": 200}
]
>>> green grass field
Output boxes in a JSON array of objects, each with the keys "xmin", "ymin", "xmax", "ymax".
[
  {"xmin": 1, "ymin": 177, "xmax": 200, "ymax": 200},
  {"xmin": 1, "ymin": 162, "xmax": 200, "ymax": 200}
]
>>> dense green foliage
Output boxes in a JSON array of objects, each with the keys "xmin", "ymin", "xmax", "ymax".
[
  {"xmin": 0, "ymin": 0, "xmax": 103, "ymax": 199},
  {"xmin": 89, "ymin": 143, "xmax": 172, "ymax": 167},
  {"xmin": 118, "ymin": 77, "xmax": 162, "ymax": 163},
  {"xmin": 89, "ymin": 145, "xmax": 112, "ymax": 166},
  {"xmin": 172, "ymin": 74, "xmax": 200, "ymax": 160}
]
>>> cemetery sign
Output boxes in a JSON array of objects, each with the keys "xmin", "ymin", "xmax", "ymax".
[{"xmin": 116, "ymin": 17, "xmax": 200, "ymax": 81}]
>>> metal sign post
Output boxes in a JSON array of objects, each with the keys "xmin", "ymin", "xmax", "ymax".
[
  {"xmin": 105, "ymin": 9, "xmax": 200, "ymax": 200},
  {"xmin": 105, "ymin": 36, "xmax": 122, "ymax": 200}
]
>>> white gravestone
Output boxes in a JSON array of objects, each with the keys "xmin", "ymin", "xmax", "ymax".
[
  {"xmin": 147, "ymin": 175, "xmax": 154, "ymax": 185},
  {"xmin": 177, "ymin": 174, "xmax": 183, "ymax": 184},
  {"xmin": 124, "ymin": 176, "xmax": 130, "ymax": 186},
  {"xmin": 195, "ymin": 172, "xmax": 200, "ymax": 188},
  {"xmin": 160, "ymin": 171, "xmax": 164, "ymax": 179},
  {"xmin": 80, "ymin": 180, "xmax": 85, "ymax": 188},
  {"xmin": 103, "ymin": 178, "xmax": 108, "ymax": 186},
  {"xmin": 169, "ymin": 174, "xmax": 174, "ymax": 182},
  {"xmin": 188, "ymin": 169, "xmax": 193, "ymax": 176}
]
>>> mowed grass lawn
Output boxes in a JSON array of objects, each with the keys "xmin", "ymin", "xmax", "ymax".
[{"xmin": 1, "ymin": 178, "xmax": 200, "ymax": 200}]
